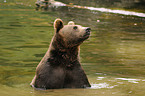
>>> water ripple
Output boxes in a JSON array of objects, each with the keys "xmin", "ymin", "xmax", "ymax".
[
  {"xmin": 91, "ymin": 83, "xmax": 117, "ymax": 89},
  {"xmin": 50, "ymin": 0, "xmax": 145, "ymax": 17}
]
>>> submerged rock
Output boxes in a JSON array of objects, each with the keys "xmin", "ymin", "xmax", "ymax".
[
  {"xmin": 35, "ymin": 0, "xmax": 49, "ymax": 10},
  {"xmin": 35, "ymin": 0, "xmax": 66, "ymax": 10}
]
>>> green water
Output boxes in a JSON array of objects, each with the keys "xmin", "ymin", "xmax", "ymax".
[{"xmin": 0, "ymin": 0, "xmax": 145, "ymax": 96}]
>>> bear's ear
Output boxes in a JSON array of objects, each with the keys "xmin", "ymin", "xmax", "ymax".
[
  {"xmin": 68, "ymin": 21, "xmax": 75, "ymax": 25},
  {"xmin": 54, "ymin": 19, "xmax": 64, "ymax": 33}
]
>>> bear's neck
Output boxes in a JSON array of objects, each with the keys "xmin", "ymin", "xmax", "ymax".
[{"xmin": 48, "ymin": 34, "xmax": 80, "ymax": 67}]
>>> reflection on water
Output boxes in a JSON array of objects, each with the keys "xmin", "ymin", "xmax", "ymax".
[
  {"xmin": 91, "ymin": 82, "xmax": 117, "ymax": 89},
  {"xmin": 115, "ymin": 78, "xmax": 140, "ymax": 83},
  {"xmin": 37, "ymin": 0, "xmax": 145, "ymax": 17},
  {"xmin": 86, "ymin": 7, "xmax": 145, "ymax": 17},
  {"xmin": 0, "ymin": 0, "xmax": 145, "ymax": 96},
  {"xmin": 58, "ymin": 0, "xmax": 145, "ymax": 12},
  {"xmin": 48, "ymin": 0, "xmax": 145, "ymax": 17}
]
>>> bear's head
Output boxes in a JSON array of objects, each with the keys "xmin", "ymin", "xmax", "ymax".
[{"xmin": 54, "ymin": 19, "xmax": 91, "ymax": 48}]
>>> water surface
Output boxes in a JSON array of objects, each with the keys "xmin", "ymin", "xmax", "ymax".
[{"xmin": 0, "ymin": 0, "xmax": 145, "ymax": 96}]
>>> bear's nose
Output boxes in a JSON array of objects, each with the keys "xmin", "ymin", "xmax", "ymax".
[
  {"xmin": 85, "ymin": 27, "xmax": 91, "ymax": 32},
  {"xmin": 85, "ymin": 27, "xmax": 91, "ymax": 35}
]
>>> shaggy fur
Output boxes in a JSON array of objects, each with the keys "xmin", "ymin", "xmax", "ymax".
[{"xmin": 30, "ymin": 19, "xmax": 91, "ymax": 89}]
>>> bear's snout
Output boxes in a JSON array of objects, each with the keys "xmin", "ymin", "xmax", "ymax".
[{"xmin": 85, "ymin": 27, "xmax": 91, "ymax": 35}]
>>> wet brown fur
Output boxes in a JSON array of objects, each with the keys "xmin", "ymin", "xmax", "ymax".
[{"xmin": 30, "ymin": 19, "xmax": 91, "ymax": 89}]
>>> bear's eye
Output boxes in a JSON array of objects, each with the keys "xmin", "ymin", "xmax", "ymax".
[{"xmin": 73, "ymin": 26, "xmax": 78, "ymax": 30}]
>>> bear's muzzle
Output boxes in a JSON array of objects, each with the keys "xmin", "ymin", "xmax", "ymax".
[
  {"xmin": 85, "ymin": 27, "xmax": 91, "ymax": 35},
  {"xmin": 82, "ymin": 27, "xmax": 91, "ymax": 39}
]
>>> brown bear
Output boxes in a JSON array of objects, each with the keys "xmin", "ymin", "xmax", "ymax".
[{"xmin": 30, "ymin": 19, "xmax": 91, "ymax": 89}]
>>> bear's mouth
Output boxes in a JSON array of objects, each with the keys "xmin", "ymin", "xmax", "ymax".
[
  {"xmin": 83, "ymin": 30, "xmax": 91, "ymax": 39},
  {"xmin": 83, "ymin": 34, "xmax": 90, "ymax": 39}
]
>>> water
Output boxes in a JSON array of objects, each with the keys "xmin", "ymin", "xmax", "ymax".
[
  {"xmin": 49, "ymin": 0, "xmax": 145, "ymax": 17},
  {"xmin": 0, "ymin": 0, "xmax": 145, "ymax": 96}
]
